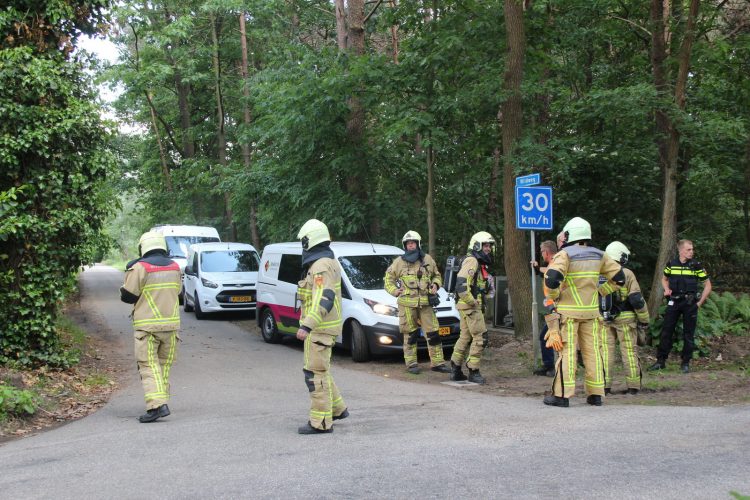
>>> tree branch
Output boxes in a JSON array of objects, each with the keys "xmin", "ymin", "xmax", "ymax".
[{"xmin": 364, "ymin": 0, "xmax": 385, "ymax": 24}]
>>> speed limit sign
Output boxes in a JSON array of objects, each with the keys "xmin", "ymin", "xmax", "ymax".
[{"xmin": 515, "ymin": 186, "xmax": 553, "ymax": 230}]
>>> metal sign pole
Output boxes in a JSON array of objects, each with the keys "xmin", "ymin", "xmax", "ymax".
[{"xmin": 530, "ymin": 230, "xmax": 539, "ymax": 369}]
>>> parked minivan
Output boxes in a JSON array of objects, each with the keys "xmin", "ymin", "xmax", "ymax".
[
  {"xmin": 183, "ymin": 242, "xmax": 260, "ymax": 319},
  {"xmin": 256, "ymin": 242, "xmax": 461, "ymax": 361},
  {"xmin": 150, "ymin": 225, "xmax": 221, "ymax": 303}
]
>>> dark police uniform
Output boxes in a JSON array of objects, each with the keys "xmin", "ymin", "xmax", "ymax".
[{"xmin": 657, "ymin": 257, "xmax": 709, "ymax": 365}]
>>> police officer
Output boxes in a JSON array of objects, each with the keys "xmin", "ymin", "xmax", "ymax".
[
  {"xmin": 542, "ymin": 217, "xmax": 625, "ymax": 407},
  {"xmin": 600, "ymin": 241, "xmax": 650, "ymax": 394},
  {"xmin": 295, "ymin": 219, "xmax": 348, "ymax": 434},
  {"xmin": 120, "ymin": 231, "xmax": 181, "ymax": 423},
  {"xmin": 649, "ymin": 239, "xmax": 712, "ymax": 374},
  {"xmin": 384, "ymin": 231, "xmax": 450, "ymax": 375},
  {"xmin": 449, "ymin": 231, "xmax": 495, "ymax": 385}
]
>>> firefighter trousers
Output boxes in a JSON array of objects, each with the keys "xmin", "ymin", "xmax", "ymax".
[
  {"xmin": 398, "ymin": 305, "xmax": 445, "ymax": 368},
  {"xmin": 303, "ymin": 332, "xmax": 347, "ymax": 430},
  {"xmin": 450, "ymin": 308, "xmax": 486, "ymax": 370},
  {"xmin": 134, "ymin": 330, "xmax": 178, "ymax": 410},
  {"xmin": 601, "ymin": 321, "xmax": 642, "ymax": 390},
  {"xmin": 552, "ymin": 316, "xmax": 606, "ymax": 398}
]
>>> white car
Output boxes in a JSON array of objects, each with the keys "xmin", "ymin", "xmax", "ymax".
[
  {"xmin": 150, "ymin": 225, "xmax": 221, "ymax": 304},
  {"xmin": 182, "ymin": 242, "xmax": 260, "ymax": 318},
  {"xmin": 256, "ymin": 242, "xmax": 461, "ymax": 361}
]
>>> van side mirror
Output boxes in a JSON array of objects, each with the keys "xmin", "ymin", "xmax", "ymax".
[{"xmin": 185, "ymin": 265, "xmax": 195, "ymax": 276}]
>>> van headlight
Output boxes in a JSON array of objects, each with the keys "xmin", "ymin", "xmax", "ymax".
[
  {"xmin": 364, "ymin": 298, "xmax": 397, "ymax": 317},
  {"xmin": 201, "ymin": 278, "xmax": 219, "ymax": 289}
]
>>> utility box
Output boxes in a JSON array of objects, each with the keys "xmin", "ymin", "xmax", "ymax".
[{"xmin": 492, "ymin": 276, "xmax": 512, "ymax": 328}]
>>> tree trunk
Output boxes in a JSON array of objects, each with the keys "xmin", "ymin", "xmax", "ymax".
[
  {"xmin": 335, "ymin": 0, "xmax": 347, "ymax": 51},
  {"xmin": 239, "ymin": 13, "xmax": 261, "ymax": 249},
  {"xmin": 501, "ymin": 0, "xmax": 531, "ymax": 339},
  {"xmin": 647, "ymin": 0, "xmax": 700, "ymax": 318},
  {"xmin": 210, "ymin": 12, "xmax": 236, "ymax": 241},
  {"xmin": 487, "ymin": 109, "xmax": 502, "ymax": 219},
  {"xmin": 426, "ymin": 141, "xmax": 436, "ymax": 253},
  {"xmin": 389, "ymin": 0, "xmax": 399, "ymax": 64},
  {"xmin": 146, "ymin": 90, "xmax": 172, "ymax": 191}
]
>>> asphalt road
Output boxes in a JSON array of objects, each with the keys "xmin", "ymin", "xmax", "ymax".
[{"xmin": 1, "ymin": 264, "xmax": 748, "ymax": 499}]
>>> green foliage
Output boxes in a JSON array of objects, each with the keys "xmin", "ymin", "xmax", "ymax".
[
  {"xmin": 0, "ymin": 0, "xmax": 116, "ymax": 367},
  {"xmin": 0, "ymin": 384, "xmax": 38, "ymax": 419}
]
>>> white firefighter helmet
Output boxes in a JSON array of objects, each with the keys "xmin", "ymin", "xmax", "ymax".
[
  {"xmin": 562, "ymin": 217, "xmax": 591, "ymax": 243},
  {"xmin": 138, "ymin": 231, "xmax": 167, "ymax": 257},
  {"xmin": 606, "ymin": 241, "xmax": 630, "ymax": 265},
  {"xmin": 401, "ymin": 230, "xmax": 422, "ymax": 249},
  {"xmin": 297, "ymin": 219, "xmax": 331, "ymax": 250},
  {"xmin": 468, "ymin": 231, "xmax": 495, "ymax": 252}
]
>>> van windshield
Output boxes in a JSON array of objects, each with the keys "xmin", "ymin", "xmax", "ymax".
[
  {"xmin": 165, "ymin": 236, "xmax": 220, "ymax": 259},
  {"xmin": 201, "ymin": 250, "xmax": 260, "ymax": 273},
  {"xmin": 338, "ymin": 255, "xmax": 399, "ymax": 290}
]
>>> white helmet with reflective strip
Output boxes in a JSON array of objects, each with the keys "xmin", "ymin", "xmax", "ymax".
[
  {"xmin": 297, "ymin": 219, "xmax": 331, "ymax": 250},
  {"xmin": 468, "ymin": 231, "xmax": 495, "ymax": 252},
  {"xmin": 401, "ymin": 230, "xmax": 422, "ymax": 249},
  {"xmin": 606, "ymin": 241, "xmax": 630, "ymax": 265},
  {"xmin": 138, "ymin": 231, "xmax": 167, "ymax": 257},
  {"xmin": 562, "ymin": 217, "xmax": 591, "ymax": 243}
]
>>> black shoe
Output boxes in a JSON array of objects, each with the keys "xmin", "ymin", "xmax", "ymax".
[
  {"xmin": 533, "ymin": 366, "xmax": 554, "ymax": 377},
  {"xmin": 449, "ymin": 361, "xmax": 467, "ymax": 381},
  {"xmin": 648, "ymin": 361, "xmax": 666, "ymax": 371},
  {"xmin": 628, "ymin": 388, "xmax": 639, "ymax": 395},
  {"xmin": 138, "ymin": 408, "xmax": 161, "ymax": 423},
  {"xmin": 157, "ymin": 404, "xmax": 170, "ymax": 418},
  {"xmin": 586, "ymin": 395, "xmax": 603, "ymax": 406},
  {"xmin": 298, "ymin": 422, "xmax": 333, "ymax": 435},
  {"xmin": 407, "ymin": 365, "xmax": 421, "ymax": 374},
  {"xmin": 431, "ymin": 364, "xmax": 451, "ymax": 373},
  {"xmin": 543, "ymin": 395, "xmax": 569, "ymax": 407},
  {"xmin": 681, "ymin": 363, "xmax": 690, "ymax": 373},
  {"xmin": 467, "ymin": 369, "xmax": 486, "ymax": 385},
  {"xmin": 333, "ymin": 408, "xmax": 349, "ymax": 421},
  {"xmin": 604, "ymin": 388, "xmax": 612, "ymax": 395}
]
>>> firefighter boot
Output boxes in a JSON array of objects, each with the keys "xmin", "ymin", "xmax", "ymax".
[
  {"xmin": 298, "ymin": 422, "xmax": 334, "ymax": 435},
  {"xmin": 468, "ymin": 369, "xmax": 486, "ymax": 385},
  {"xmin": 138, "ymin": 408, "xmax": 161, "ymax": 423},
  {"xmin": 431, "ymin": 364, "xmax": 451, "ymax": 373},
  {"xmin": 407, "ymin": 365, "xmax": 421, "ymax": 375},
  {"xmin": 157, "ymin": 404, "xmax": 170, "ymax": 418},
  {"xmin": 333, "ymin": 408, "xmax": 349, "ymax": 421},
  {"xmin": 543, "ymin": 395, "xmax": 569, "ymax": 407},
  {"xmin": 586, "ymin": 395, "xmax": 603, "ymax": 406},
  {"xmin": 450, "ymin": 361, "xmax": 467, "ymax": 381}
]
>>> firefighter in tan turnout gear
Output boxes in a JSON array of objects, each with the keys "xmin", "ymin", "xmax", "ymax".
[
  {"xmin": 449, "ymin": 231, "xmax": 495, "ymax": 385},
  {"xmin": 295, "ymin": 219, "xmax": 348, "ymax": 434},
  {"xmin": 384, "ymin": 231, "xmax": 450, "ymax": 375},
  {"xmin": 120, "ymin": 231, "xmax": 181, "ymax": 423},
  {"xmin": 600, "ymin": 241, "xmax": 650, "ymax": 395},
  {"xmin": 542, "ymin": 217, "xmax": 625, "ymax": 407}
]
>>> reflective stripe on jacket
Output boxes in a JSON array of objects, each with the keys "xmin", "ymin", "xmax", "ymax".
[
  {"xmin": 545, "ymin": 245, "xmax": 622, "ymax": 319},
  {"xmin": 122, "ymin": 260, "xmax": 181, "ymax": 332},
  {"xmin": 456, "ymin": 255, "xmax": 486, "ymax": 311},
  {"xmin": 384, "ymin": 253, "xmax": 442, "ymax": 308},
  {"xmin": 298, "ymin": 257, "xmax": 343, "ymax": 336}
]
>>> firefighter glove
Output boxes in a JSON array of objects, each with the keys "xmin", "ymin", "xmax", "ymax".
[
  {"xmin": 544, "ymin": 312, "xmax": 563, "ymax": 352},
  {"xmin": 636, "ymin": 322, "xmax": 649, "ymax": 347}
]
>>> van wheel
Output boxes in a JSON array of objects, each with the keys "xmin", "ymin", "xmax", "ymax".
[
  {"xmin": 178, "ymin": 288, "xmax": 184, "ymax": 306},
  {"xmin": 350, "ymin": 320, "xmax": 370, "ymax": 362},
  {"xmin": 261, "ymin": 308, "xmax": 282, "ymax": 344},
  {"xmin": 194, "ymin": 293, "xmax": 206, "ymax": 320},
  {"xmin": 183, "ymin": 292, "xmax": 194, "ymax": 312}
]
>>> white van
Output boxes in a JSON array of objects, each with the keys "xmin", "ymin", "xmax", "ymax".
[
  {"xmin": 256, "ymin": 242, "xmax": 461, "ymax": 361},
  {"xmin": 150, "ymin": 225, "xmax": 221, "ymax": 303},
  {"xmin": 183, "ymin": 242, "xmax": 260, "ymax": 318}
]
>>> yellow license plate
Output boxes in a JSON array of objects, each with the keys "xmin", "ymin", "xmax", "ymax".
[
  {"xmin": 230, "ymin": 296, "xmax": 252, "ymax": 303},
  {"xmin": 439, "ymin": 326, "xmax": 450, "ymax": 336}
]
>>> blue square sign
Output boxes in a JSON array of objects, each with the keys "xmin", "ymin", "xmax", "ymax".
[{"xmin": 515, "ymin": 186, "xmax": 553, "ymax": 230}]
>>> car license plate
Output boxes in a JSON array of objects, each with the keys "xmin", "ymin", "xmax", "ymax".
[
  {"xmin": 439, "ymin": 326, "xmax": 450, "ymax": 336},
  {"xmin": 230, "ymin": 296, "xmax": 252, "ymax": 303}
]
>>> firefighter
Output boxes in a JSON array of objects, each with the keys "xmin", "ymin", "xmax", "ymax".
[
  {"xmin": 449, "ymin": 231, "xmax": 495, "ymax": 385},
  {"xmin": 295, "ymin": 219, "xmax": 348, "ymax": 434},
  {"xmin": 542, "ymin": 217, "xmax": 625, "ymax": 407},
  {"xmin": 599, "ymin": 241, "xmax": 650, "ymax": 395},
  {"xmin": 649, "ymin": 239, "xmax": 712, "ymax": 374},
  {"xmin": 120, "ymin": 231, "xmax": 181, "ymax": 423},
  {"xmin": 384, "ymin": 231, "xmax": 450, "ymax": 375}
]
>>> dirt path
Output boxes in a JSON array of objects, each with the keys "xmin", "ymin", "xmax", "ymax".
[{"xmin": 235, "ymin": 319, "xmax": 750, "ymax": 407}]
